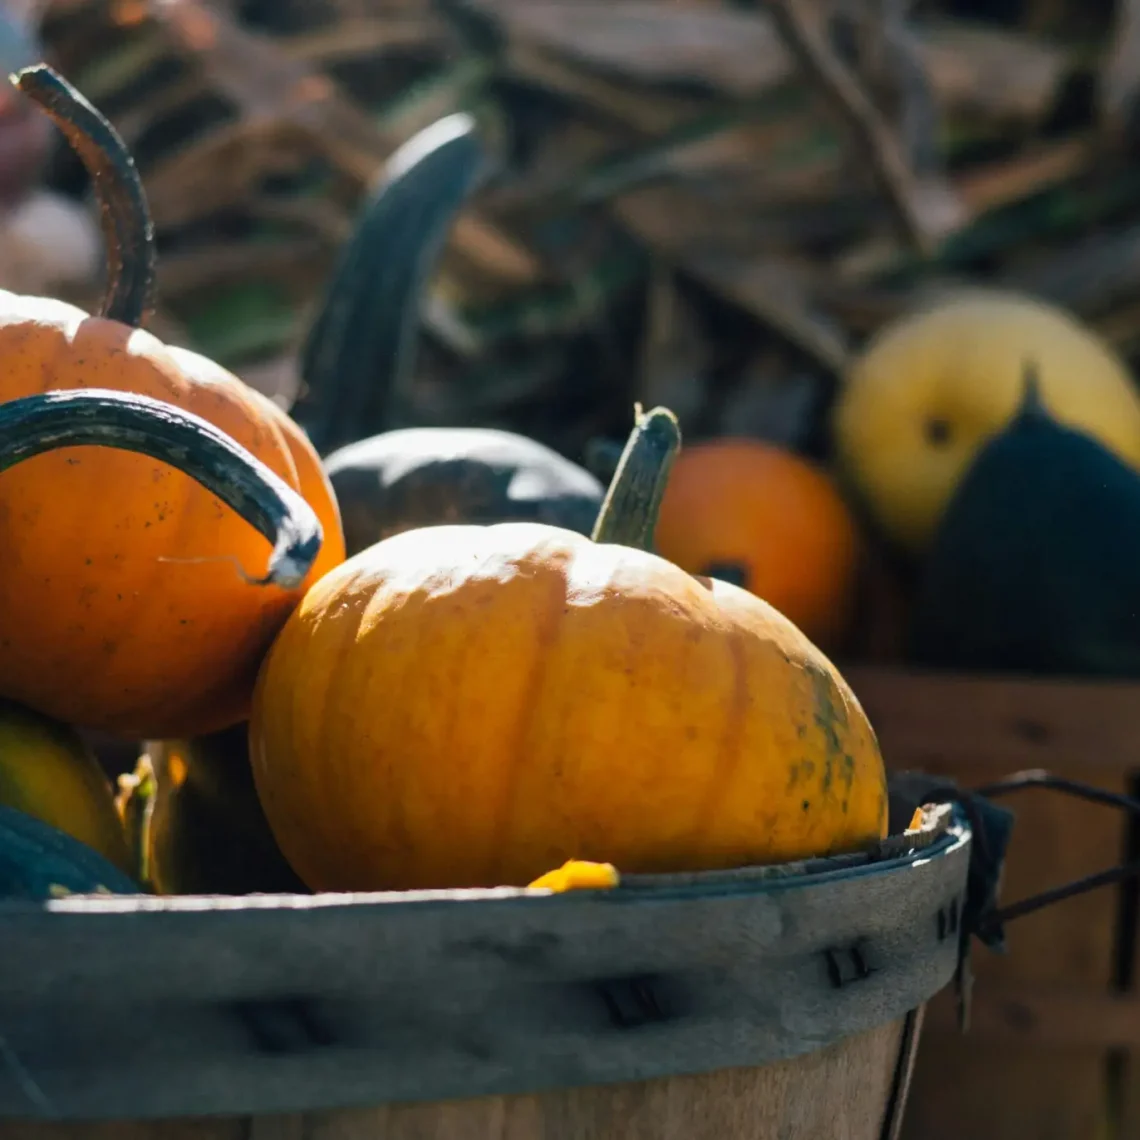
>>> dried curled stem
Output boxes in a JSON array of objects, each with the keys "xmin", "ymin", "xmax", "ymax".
[{"xmin": 13, "ymin": 64, "xmax": 155, "ymax": 326}]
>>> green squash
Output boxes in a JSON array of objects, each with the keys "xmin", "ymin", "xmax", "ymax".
[
  {"xmin": 0, "ymin": 805, "xmax": 140, "ymax": 899},
  {"xmin": 293, "ymin": 112, "xmax": 487, "ymax": 455},
  {"xmin": 909, "ymin": 366, "xmax": 1140, "ymax": 676},
  {"xmin": 291, "ymin": 112, "xmax": 604, "ymax": 555},
  {"xmin": 324, "ymin": 427, "xmax": 605, "ymax": 553}
]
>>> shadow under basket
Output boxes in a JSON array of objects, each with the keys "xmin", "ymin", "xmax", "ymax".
[{"xmin": 0, "ymin": 806, "xmax": 972, "ymax": 1140}]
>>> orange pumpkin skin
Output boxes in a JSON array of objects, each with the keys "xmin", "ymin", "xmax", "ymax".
[
  {"xmin": 654, "ymin": 440, "xmax": 860, "ymax": 650},
  {"xmin": 262, "ymin": 398, "xmax": 346, "ymax": 586},
  {"xmin": 0, "ymin": 299, "xmax": 345, "ymax": 739},
  {"xmin": 250, "ymin": 522, "xmax": 888, "ymax": 892}
]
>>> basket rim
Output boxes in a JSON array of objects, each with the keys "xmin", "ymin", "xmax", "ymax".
[{"xmin": 0, "ymin": 803, "xmax": 966, "ymax": 919}]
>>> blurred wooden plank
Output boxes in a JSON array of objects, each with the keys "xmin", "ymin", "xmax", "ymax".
[
  {"xmin": 922, "ymin": 982, "xmax": 1140, "ymax": 1047},
  {"xmin": 844, "ymin": 667, "xmax": 1140, "ymax": 772},
  {"xmin": 848, "ymin": 668, "xmax": 1131, "ymax": 1140}
]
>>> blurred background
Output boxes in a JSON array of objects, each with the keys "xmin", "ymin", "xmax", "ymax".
[
  {"xmin": 7, "ymin": 0, "xmax": 1133, "ymax": 462},
  {"xmin": 11, "ymin": 5, "xmax": 1140, "ymax": 1140}
]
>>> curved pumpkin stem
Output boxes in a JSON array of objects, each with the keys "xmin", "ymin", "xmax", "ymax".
[
  {"xmin": 0, "ymin": 388, "xmax": 321, "ymax": 589},
  {"xmin": 591, "ymin": 404, "xmax": 681, "ymax": 551},
  {"xmin": 13, "ymin": 64, "xmax": 154, "ymax": 327},
  {"xmin": 294, "ymin": 113, "xmax": 485, "ymax": 455}
]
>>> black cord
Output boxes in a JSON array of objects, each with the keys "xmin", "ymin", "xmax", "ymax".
[
  {"xmin": 977, "ymin": 860, "xmax": 1140, "ymax": 934},
  {"xmin": 977, "ymin": 769, "xmax": 1140, "ymax": 815}
]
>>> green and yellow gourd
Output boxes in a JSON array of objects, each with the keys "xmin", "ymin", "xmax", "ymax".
[
  {"xmin": 834, "ymin": 289, "xmax": 1140, "ymax": 554},
  {"xmin": 292, "ymin": 111, "xmax": 604, "ymax": 556},
  {"xmin": 0, "ymin": 385, "xmax": 321, "ymax": 898},
  {"xmin": 910, "ymin": 366, "xmax": 1140, "ymax": 676}
]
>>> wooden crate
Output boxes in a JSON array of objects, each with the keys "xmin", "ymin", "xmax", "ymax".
[{"xmin": 846, "ymin": 667, "xmax": 1140, "ymax": 1140}]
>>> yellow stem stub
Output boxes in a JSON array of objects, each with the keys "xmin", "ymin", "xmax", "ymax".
[{"xmin": 529, "ymin": 859, "xmax": 620, "ymax": 893}]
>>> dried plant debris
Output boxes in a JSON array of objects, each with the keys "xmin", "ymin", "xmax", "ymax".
[{"xmin": 25, "ymin": 0, "xmax": 1140, "ymax": 460}]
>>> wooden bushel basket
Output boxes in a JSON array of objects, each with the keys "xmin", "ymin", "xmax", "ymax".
[{"xmin": 0, "ymin": 805, "xmax": 971, "ymax": 1140}]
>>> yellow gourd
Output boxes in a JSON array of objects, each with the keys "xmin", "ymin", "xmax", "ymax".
[
  {"xmin": 0, "ymin": 697, "xmax": 131, "ymax": 872},
  {"xmin": 834, "ymin": 289, "xmax": 1140, "ymax": 552}
]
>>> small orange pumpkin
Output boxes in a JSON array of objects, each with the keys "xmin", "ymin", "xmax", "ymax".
[
  {"xmin": 250, "ymin": 406, "xmax": 887, "ymax": 893},
  {"xmin": 0, "ymin": 67, "xmax": 344, "ymax": 739},
  {"xmin": 654, "ymin": 439, "xmax": 860, "ymax": 650}
]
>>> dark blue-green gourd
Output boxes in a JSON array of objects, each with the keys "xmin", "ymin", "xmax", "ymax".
[
  {"xmin": 293, "ymin": 112, "xmax": 603, "ymax": 556},
  {"xmin": 0, "ymin": 806, "xmax": 140, "ymax": 900},
  {"xmin": 909, "ymin": 366, "xmax": 1140, "ymax": 676},
  {"xmin": 324, "ymin": 427, "xmax": 604, "ymax": 553}
]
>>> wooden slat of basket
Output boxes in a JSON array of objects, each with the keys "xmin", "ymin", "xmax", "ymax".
[
  {"xmin": 0, "ymin": 822, "xmax": 969, "ymax": 1122},
  {"xmin": 0, "ymin": 1018, "xmax": 909, "ymax": 1140}
]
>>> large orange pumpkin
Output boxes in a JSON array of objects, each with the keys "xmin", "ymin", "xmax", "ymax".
[
  {"xmin": 0, "ymin": 384, "xmax": 319, "ymax": 880},
  {"xmin": 250, "ymin": 406, "xmax": 888, "ymax": 892},
  {"xmin": 0, "ymin": 66, "xmax": 344, "ymax": 739},
  {"xmin": 654, "ymin": 439, "xmax": 860, "ymax": 650}
]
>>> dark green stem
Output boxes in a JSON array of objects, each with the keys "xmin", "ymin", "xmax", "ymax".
[
  {"xmin": 0, "ymin": 389, "xmax": 321, "ymax": 589},
  {"xmin": 591, "ymin": 405, "xmax": 681, "ymax": 550},
  {"xmin": 13, "ymin": 64, "xmax": 155, "ymax": 327},
  {"xmin": 295, "ymin": 113, "xmax": 484, "ymax": 455},
  {"xmin": 1017, "ymin": 358, "xmax": 1047, "ymax": 420}
]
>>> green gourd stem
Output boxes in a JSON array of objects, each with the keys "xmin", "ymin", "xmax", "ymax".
[
  {"xmin": 1017, "ymin": 358, "xmax": 1045, "ymax": 419},
  {"xmin": 591, "ymin": 405, "xmax": 681, "ymax": 550},
  {"xmin": 0, "ymin": 388, "xmax": 321, "ymax": 589},
  {"xmin": 13, "ymin": 64, "xmax": 155, "ymax": 327},
  {"xmin": 295, "ymin": 113, "xmax": 484, "ymax": 455}
]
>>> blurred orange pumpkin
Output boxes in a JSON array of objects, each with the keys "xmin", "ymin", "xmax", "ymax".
[{"xmin": 654, "ymin": 439, "xmax": 860, "ymax": 649}]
